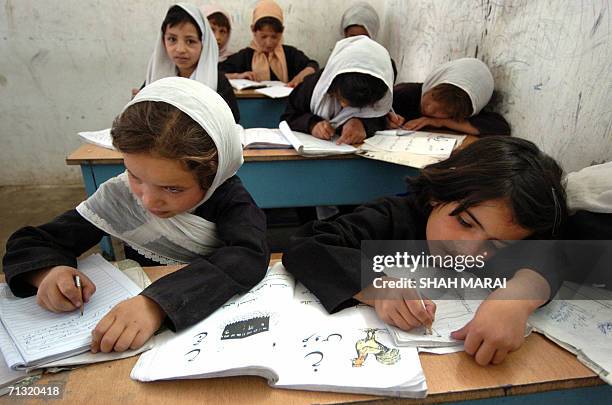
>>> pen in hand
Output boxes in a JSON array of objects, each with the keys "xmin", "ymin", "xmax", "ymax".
[
  {"xmin": 414, "ymin": 288, "xmax": 433, "ymax": 335},
  {"xmin": 75, "ymin": 275, "xmax": 84, "ymax": 316}
]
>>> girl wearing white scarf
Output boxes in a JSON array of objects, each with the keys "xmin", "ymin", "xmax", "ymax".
[
  {"xmin": 3, "ymin": 77, "xmax": 269, "ymax": 352},
  {"xmin": 340, "ymin": 2, "xmax": 380, "ymax": 39},
  {"xmin": 282, "ymin": 36, "xmax": 393, "ymax": 145},
  {"xmin": 391, "ymin": 58, "xmax": 510, "ymax": 136},
  {"xmin": 136, "ymin": 3, "xmax": 239, "ymax": 121}
]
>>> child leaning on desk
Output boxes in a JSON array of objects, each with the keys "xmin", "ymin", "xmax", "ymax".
[
  {"xmin": 3, "ymin": 77, "xmax": 269, "ymax": 353},
  {"xmin": 283, "ymin": 136, "xmax": 568, "ymax": 366},
  {"xmin": 280, "ymin": 35, "xmax": 393, "ymax": 145}
]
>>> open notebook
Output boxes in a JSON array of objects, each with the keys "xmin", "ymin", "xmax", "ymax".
[
  {"xmin": 131, "ymin": 263, "xmax": 427, "ymax": 398},
  {"xmin": 0, "ymin": 254, "xmax": 142, "ymax": 370},
  {"xmin": 229, "ymin": 79, "xmax": 293, "ymax": 98},
  {"xmin": 78, "ymin": 128, "xmax": 115, "ymax": 150},
  {"xmin": 278, "ymin": 121, "xmax": 357, "ymax": 156}
]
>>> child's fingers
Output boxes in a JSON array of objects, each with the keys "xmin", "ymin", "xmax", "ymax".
[
  {"xmin": 113, "ymin": 326, "xmax": 139, "ymax": 352},
  {"xmin": 424, "ymin": 298, "xmax": 436, "ymax": 320},
  {"xmin": 491, "ymin": 349, "xmax": 509, "ymax": 365},
  {"xmin": 404, "ymin": 298, "xmax": 433, "ymax": 327},
  {"xmin": 462, "ymin": 326, "xmax": 484, "ymax": 356},
  {"xmin": 474, "ymin": 341, "xmax": 496, "ymax": 366},
  {"xmin": 99, "ymin": 321, "xmax": 126, "ymax": 353},
  {"xmin": 91, "ymin": 313, "xmax": 116, "ymax": 353},
  {"xmin": 130, "ymin": 330, "xmax": 152, "ymax": 351},
  {"xmin": 48, "ymin": 285, "xmax": 79, "ymax": 312},
  {"xmin": 77, "ymin": 273, "xmax": 96, "ymax": 302},
  {"xmin": 394, "ymin": 304, "xmax": 422, "ymax": 330},
  {"xmin": 56, "ymin": 275, "xmax": 82, "ymax": 308}
]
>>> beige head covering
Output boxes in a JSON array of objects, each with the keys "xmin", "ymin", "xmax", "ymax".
[
  {"xmin": 200, "ymin": 4, "xmax": 233, "ymax": 62},
  {"xmin": 249, "ymin": 0, "xmax": 288, "ymax": 82}
]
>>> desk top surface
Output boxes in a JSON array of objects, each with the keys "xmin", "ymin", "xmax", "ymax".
[
  {"xmin": 234, "ymin": 89, "xmax": 283, "ymax": 99},
  {"xmin": 18, "ymin": 258, "xmax": 602, "ymax": 404}
]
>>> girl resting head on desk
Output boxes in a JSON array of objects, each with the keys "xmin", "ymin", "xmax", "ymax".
[
  {"xmin": 132, "ymin": 3, "xmax": 239, "ymax": 122},
  {"xmin": 280, "ymin": 35, "xmax": 393, "ymax": 145},
  {"xmin": 3, "ymin": 77, "xmax": 269, "ymax": 353},
  {"xmin": 283, "ymin": 136, "xmax": 567, "ymax": 366},
  {"xmin": 388, "ymin": 57, "xmax": 510, "ymax": 136}
]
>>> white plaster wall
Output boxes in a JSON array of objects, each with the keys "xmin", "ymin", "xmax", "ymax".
[
  {"xmin": 0, "ymin": 0, "xmax": 385, "ymax": 185},
  {"xmin": 383, "ymin": 0, "xmax": 612, "ymax": 173}
]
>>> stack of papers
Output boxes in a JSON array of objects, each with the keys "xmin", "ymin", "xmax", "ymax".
[
  {"xmin": 229, "ymin": 79, "xmax": 293, "ymax": 98},
  {"xmin": 78, "ymin": 128, "xmax": 115, "ymax": 150},
  {"xmin": 359, "ymin": 130, "xmax": 466, "ymax": 168},
  {"xmin": 240, "ymin": 128, "xmax": 292, "ymax": 149},
  {"xmin": 529, "ymin": 282, "xmax": 612, "ymax": 384}
]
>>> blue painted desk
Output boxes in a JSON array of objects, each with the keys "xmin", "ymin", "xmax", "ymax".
[
  {"xmin": 235, "ymin": 89, "xmax": 287, "ymax": 128},
  {"xmin": 66, "ymin": 145, "xmax": 416, "ymax": 208}
]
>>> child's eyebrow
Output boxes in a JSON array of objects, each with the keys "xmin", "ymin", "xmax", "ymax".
[{"xmin": 465, "ymin": 209, "xmax": 484, "ymax": 230}]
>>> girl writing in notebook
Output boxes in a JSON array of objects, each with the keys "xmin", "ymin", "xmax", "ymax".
[
  {"xmin": 132, "ymin": 3, "xmax": 239, "ymax": 122},
  {"xmin": 389, "ymin": 58, "xmax": 510, "ymax": 136},
  {"xmin": 220, "ymin": 0, "xmax": 319, "ymax": 87},
  {"xmin": 283, "ymin": 136, "xmax": 568, "ymax": 366},
  {"xmin": 280, "ymin": 35, "xmax": 394, "ymax": 145},
  {"xmin": 3, "ymin": 77, "xmax": 269, "ymax": 353}
]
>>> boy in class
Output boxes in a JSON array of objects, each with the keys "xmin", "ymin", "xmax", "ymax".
[
  {"xmin": 220, "ymin": 0, "xmax": 319, "ymax": 87},
  {"xmin": 132, "ymin": 3, "xmax": 240, "ymax": 122},
  {"xmin": 280, "ymin": 35, "xmax": 394, "ymax": 145},
  {"xmin": 3, "ymin": 77, "xmax": 269, "ymax": 353},
  {"xmin": 389, "ymin": 58, "xmax": 510, "ymax": 136},
  {"xmin": 201, "ymin": 4, "xmax": 234, "ymax": 62},
  {"xmin": 283, "ymin": 136, "xmax": 568, "ymax": 366},
  {"xmin": 339, "ymin": 1, "xmax": 397, "ymax": 80}
]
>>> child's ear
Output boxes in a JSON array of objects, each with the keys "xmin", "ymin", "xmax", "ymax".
[{"xmin": 250, "ymin": 24, "xmax": 256, "ymax": 33}]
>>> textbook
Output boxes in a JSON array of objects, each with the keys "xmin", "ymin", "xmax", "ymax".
[
  {"xmin": 78, "ymin": 128, "xmax": 115, "ymax": 150},
  {"xmin": 0, "ymin": 254, "xmax": 142, "ymax": 370},
  {"xmin": 528, "ymin": 282, "xmax": 612, "ymax": 384},
  {"xmin": 279, "ymin": 121, "xmax": 357, "ymax": 156},
  {"xmin": 240, "ymin": 128, "xmax": 292, "ymax": 149},
  {"xmin": 228, "ymin": 79, "xmax": 293, "ymax": 98},
  {"xmin": 131, "ymin": 263, "xmax": 428, "ymax": 398}
]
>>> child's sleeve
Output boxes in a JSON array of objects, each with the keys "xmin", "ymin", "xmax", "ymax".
[
  {"xmin": 216, "ymin": 73, "xmax": 241, "ymax": 123},
  {"xmin": 468, "ymin": 111, "xmax": 511, "ymax": 136},
  {"xmin": 285, "ymin": 46, "xmax": 319, "ymax": 79},
  {"xmin": 282, "ymin": 197, "xmax": 415, "ymax": 314},
  {"xmin": 280, "ymin": 72, "xmax": 324, "ymax": 133},
  {"xmin": 2, "ymin": 209, "xmax": 107, "ymax": 297},
  {"xmin": 139, "ymin": 177, "xmax": 270, "ymax": 331},
  {"xmin": 218, "ymin": 48, "xmax": 249, "ymax": 74}
]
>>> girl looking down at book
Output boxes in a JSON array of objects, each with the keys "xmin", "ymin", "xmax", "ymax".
[
  {"xmin": 389, "ymin": 58, "xmax": 510, "ymax": 136},
  {"xmin": 283, "ymin": 136, "xmax": 568, "ymax": 366},
  {"xmin": 220, "ymin": 0, "xmax": 319, "ymax": 87},
  {"xmin": 3, "ymin": 77, "xmax": 269, "ymax": 353},
  {"xmin": 280, "ymin": 35, "xmax": 394, "ymax": 145},
  {"xmin": 132, "ymin": 3, "xmax": 239, "ymax": 122}
]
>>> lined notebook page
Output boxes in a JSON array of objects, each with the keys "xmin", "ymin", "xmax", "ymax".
[{"xmin": 0, "ymin": 254, "xmax": 141, "ymax": 367}]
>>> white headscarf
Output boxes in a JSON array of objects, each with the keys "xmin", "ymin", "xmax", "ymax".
[
  {"xmin": 340, "ymin": 2, "xmax": 380, "ymax": 39},
  {"xmin": 77, "ymin": 77, "xmax": 244, "ymax": 264},
  {"xmin": 422, "ymin": 58, "xmax": 494, "ymax": 117},
  {"xmin": 309, "ymin": 36, "xmax": 393, "ymax": 127},
  {"xmin": 145, "ymin": 3, "xmax": 219, "ymax": 90},
  {"xmin": 565, "ymin": 161, "xmax": 612, "ymax": 213},
  {"xmin": 200, "ymin": 4, "xmax": 233, "ymax": 62}
]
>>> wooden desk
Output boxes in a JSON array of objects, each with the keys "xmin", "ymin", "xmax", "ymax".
[
  {"xmin": 234, "ymin": 89, "xmax": 287, "ymax": 128},
  {"xmin": 66, "ymin": 144, "xmax": 417, "ymax": 209},
  {"xmin": 15, "ymin": 260, "xmax": 610, "ymax": 404}
]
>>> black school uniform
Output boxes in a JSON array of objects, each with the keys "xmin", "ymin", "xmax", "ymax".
[
  {"xmin": 282, "ymin": 196, "xmax": 561, "ymax": 314},
  {"xmin": 280, "ymin": 70, "xmax": 387, "ymax": 136},
  {"xmin": 393, "ymin": 83, "xmax": 511, "ymax": 136},
  {"xmin": 219, "ymin": 45, "xmax": 319, "ymax": 82},
  {"xmin": 3, "ymin": 176, "xmax": 270, "ymax": 331},
  {"xmin": 140, "ymin": 72, "xmax": 240, "ymax": 123}
]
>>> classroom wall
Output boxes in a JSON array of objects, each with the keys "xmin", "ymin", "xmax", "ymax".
[
  {"xmin": 0, "ymin": 0, "xmax": 384, "ymax": 185},
  {"xmin": 1, "ymin": 0, "xmax": 610, "ymax": 185},
  {"xmin": 383, "ymin": 0, "xmax": 612, "ymax": 173}
]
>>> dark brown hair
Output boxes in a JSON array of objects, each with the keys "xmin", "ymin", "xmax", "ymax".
[
  {"xmin": 162, "ymin": 6, "xmax": 202, "ymax": 39},
  {"xmin": 111, "ymin": 101, "xmax": 218, "ymax": 190},
  {"xmin": 253, "ymin": 16, "xmax": 284, "ymax": 33},
  {"xmin": 207, "ymin": 12, "xmax": 231, "ymax": 31},
  {"xmin": 408, "ymin": 136, "xmax": 568, "ymax": 238},
  {"xmin": 429, "ymin": 83, "xmax": 473, "ymax": 120}
]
